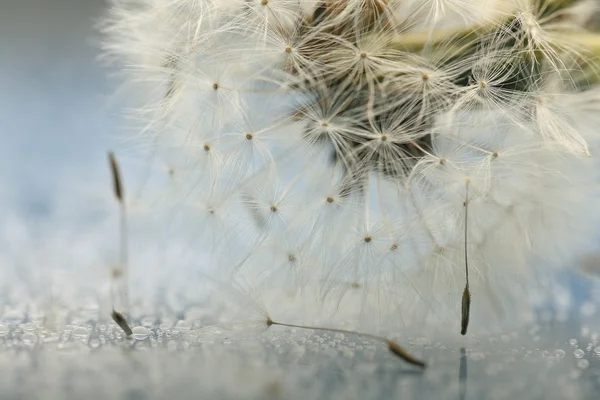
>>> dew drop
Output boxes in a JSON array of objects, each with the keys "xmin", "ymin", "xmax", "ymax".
[
  {"xmin": 577, "ymin": 359, "xmax": 590, "ymax": 369},
  {"xmin": 22, "ymin": 333, "xmax": 38, "ymax": 344},
  {"xmin": 71, "ymin": 326, "xmax": 90, "ymax": 339},
  {"xmin": 0, "ymin": 324, "xmax": 9, "ymax": 337},
  {"xmin": 159, "ymin": 321, "xmax": 173, "ymax": 331},
  {"xmin": 555, "ymin": 349, "xmax": 566, "ymax": 359},
  {"xmin": 132, "ymin": 326, "xmax": 150, "ymax": 340},
  {"xmin": 573, "ymin": 349, "xmax": 585, "ymax": 358},
  {"xmin": 174, "ymin": 320, "xmax": 191, "ymax": 334},
  {"xmin": 569, "ymin": 338, "xmax": 578, "ymax": 346},
  {"xmin": 2, "ymin": 310, "xmax": 24, "ymax": 324},
  {"xmin": 594, "ymin": 346, "xmax": 600, "ymax": 355}
]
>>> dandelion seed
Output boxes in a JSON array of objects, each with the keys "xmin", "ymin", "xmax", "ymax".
[
  {"xmin": 107, "ymin": 152, "xmax": 130, "ymax": 315},
  {"xmin": 111, "ymin": 310, "xmax": 133, "ymax": 337},
  {"xmin": 102, "ymin": 0, "xmax": 600, "ymax": 340},
  {"xmin": 461, "ymin": 177, "xmax": 471, "ymax": 336},
  {"xmin": 266, "ymin": 318, "xmax": 426, "ymax": 368}
]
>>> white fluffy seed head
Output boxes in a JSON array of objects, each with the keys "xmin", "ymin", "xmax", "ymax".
[{"xmin": 101, "ymin": 0, "xmax": 600, "ymax": 333}]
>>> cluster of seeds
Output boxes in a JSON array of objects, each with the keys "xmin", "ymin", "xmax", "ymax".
[{"xmin": 101, "ymin": 0, "xmax": 600, "ymax": 333}]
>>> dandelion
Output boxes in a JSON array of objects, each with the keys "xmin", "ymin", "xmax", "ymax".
[
  {"xmin": 101, "ymin": 0, "xmax": 600, "ymax": 342},
  {"xmin": 107, "ymin": 152, "xmax": 133, "ymax": 336}
]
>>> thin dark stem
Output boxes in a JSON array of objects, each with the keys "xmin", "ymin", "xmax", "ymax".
[
  {"xmin": 108, "ymin": 151, "xmax": 132, "ymax": 336},
  {"xmin": 268, "ymin": 319, "xmax": 426, "ymax": 368},
  {"xmin": 119, "ymin": 200, "xmax": 129, "ymax": 312},
  {"xmin": 461, "ymin": 179, "xmax": 472, "ymax": 336},
  {"xmin": 464, "ymin": 182, "xmax": 469, "ymax": 287}
]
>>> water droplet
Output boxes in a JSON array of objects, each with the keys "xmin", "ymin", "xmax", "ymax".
[
  {"xmin": 159, "ymin": 321, "xmax": 173, "ymax": 331},
  {"xmin": 573, "ymin": 349, "xmax": 585, "ymax": 358},
  {"xmin": 71, "ymin": 327, "xmax": 90, "ymax": 339},
  {"xmin": 174, "ymin": 320, "xmax": 191, "ymax": 334},
  {"xmin": 334, "ymin": 333, "xmax": 345, "ymax": 340},
  {"xmin": 132, "ymin": 326, "xmax": 150, "ymax": 340},
  {"xmin": 43, "ymin": 334, "xmax": 59, "ymax": 343},
  {"xmin": 555, "ymin": 349, "xmax": 566, "ymax": 359},
  {"xmin": 2, "ymin": 310, "xmax": 24, "ymax": 324},
  {"xmin": 594, "ymin": 346, "xmax": 600, "ymax": 355},
  {"xmin": 577, "ymin": 359, "xmax": 590, "ymax": 369},
  {"xmin": 22, "ymin": 333, "xmax": 38, "ymax": 344},
  {"xmin": 0, "ymin": 324, "xmax": 9, "ymax": 337},
  {"xmin": 569, "ymin": 338, "xmax": 578, "ymax": 346}
]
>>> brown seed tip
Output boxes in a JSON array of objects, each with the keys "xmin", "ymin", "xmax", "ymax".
[
  {"xmin": 108, "ymin": 152, "xmax": 123, "ymax": 202},
  {"xmin": 461, "ymin": 286, "xmax": 471, "ymax": 336},
  {"xmin": 387, "ymin": 340, "xmax": 426, "ymax": 368},
  {"xmin": 111, "ymin": 310, "xmax": 133, "ymax": 336},
  {"xmin": 266, "ymin": 316, "xmax": 274, "ymax": 327}
]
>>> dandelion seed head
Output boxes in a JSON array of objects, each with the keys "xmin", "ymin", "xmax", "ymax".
[{"xmin": 101, "ymin": 0, "xmax": 600, "ymax": 333}]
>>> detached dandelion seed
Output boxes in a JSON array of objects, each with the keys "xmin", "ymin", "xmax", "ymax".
[
  {"xmin": 111, "ymin": 310, "xmax": 133, "ymax": 337},
  {"xmin": 461, "ymin": 177, "xmax": 471, "ymax": 336},
  {"xmin": 107, "ymin": 151, "xmax": 132, "ymax": 336},
  {"xmin": 265, "ymin": 317, "xmax": 426, "ymax": 368}
]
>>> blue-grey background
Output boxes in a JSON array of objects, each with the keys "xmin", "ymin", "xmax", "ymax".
[{"xmin": 0, "ymin": 0, "xmax": 117, "ymax": 210}]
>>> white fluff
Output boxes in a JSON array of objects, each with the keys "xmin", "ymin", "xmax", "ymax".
[{"xmin": 100, "ymin": 0, "xmax": 600, "ymax": 335}]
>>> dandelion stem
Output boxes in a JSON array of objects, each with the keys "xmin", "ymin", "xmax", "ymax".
[
  {"xmin": 266, "ymin": 318, "xmax": 426, "ymax": 368},
  {"xmin": 108, "ymin": 152, "xmax": 132, "ymax": 336},
  {"xmin": 461, "ymin": 178, "xmax": 472, "ymax": 336}
]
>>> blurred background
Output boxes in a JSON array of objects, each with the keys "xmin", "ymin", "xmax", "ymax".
[{"xmin": 0, "ymin": 0, "xmax": 116, "ymax": 207}]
